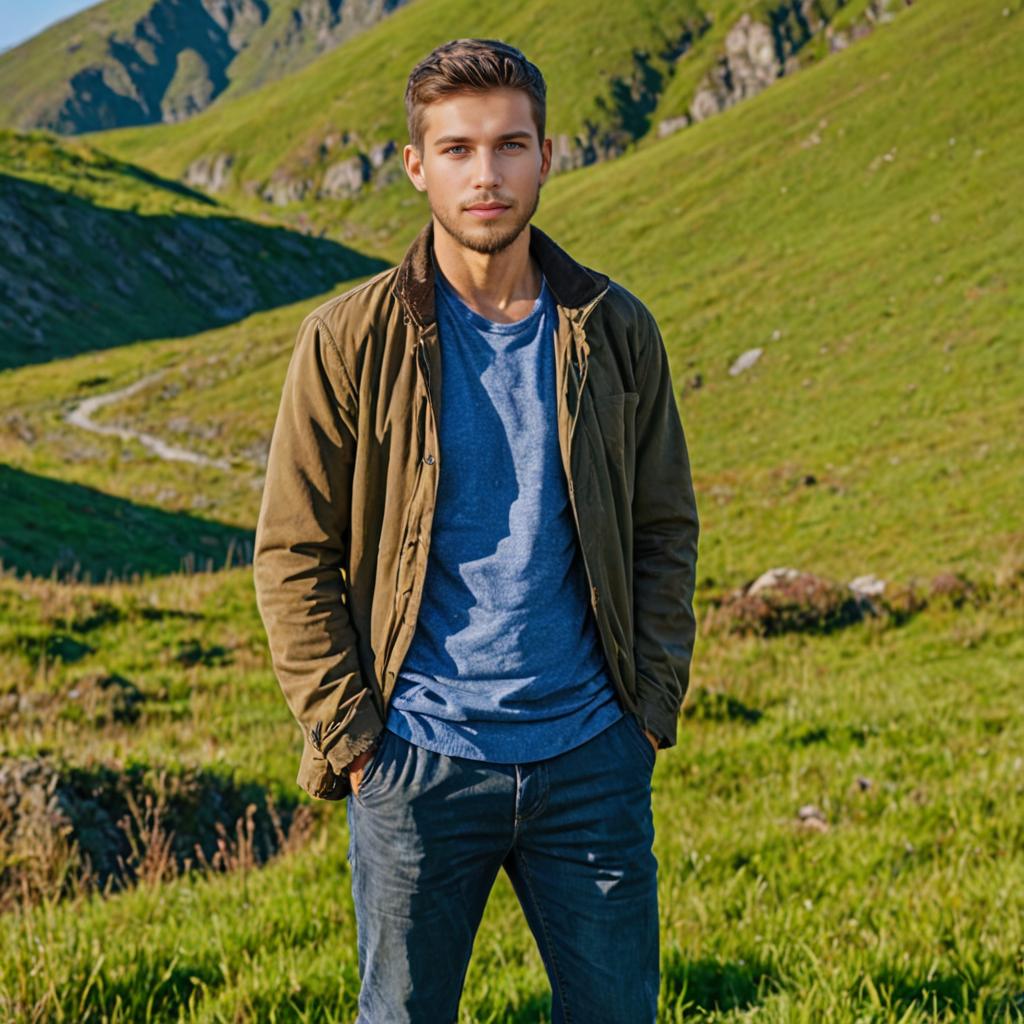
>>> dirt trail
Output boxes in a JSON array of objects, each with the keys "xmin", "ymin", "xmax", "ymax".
[{"xmin": 64, "ymin": 369, "xmax": 232, "ymax": 470}]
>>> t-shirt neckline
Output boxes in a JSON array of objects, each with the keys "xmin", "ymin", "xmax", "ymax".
[{"xmin": 436, "ymin": 270, "xmax": 550, "ymax": 334}]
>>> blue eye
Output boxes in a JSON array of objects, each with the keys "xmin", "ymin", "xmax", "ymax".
[{"xmin": 442, "ymin": 141, "xmax": 525, "ymax": 155}]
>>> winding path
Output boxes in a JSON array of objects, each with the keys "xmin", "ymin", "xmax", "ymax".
[{"xmin": 64, "ymin": 369, "xmax": 232, "ymax": 470}]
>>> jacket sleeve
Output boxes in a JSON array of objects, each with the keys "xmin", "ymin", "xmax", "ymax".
[
  {"xmin": 253, "ymin": 312, "xmax": 384, "ymax": 778},
  {"xmin": 631, "ymin": 304, "xmax": 700, "ymax": 749}
]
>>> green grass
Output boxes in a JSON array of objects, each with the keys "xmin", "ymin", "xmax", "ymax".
[
  {"xmin": 1, "ymin": 567, "xmax": 1021, "ymax": 1020},
  {"xmin": 530, "ymin": 0, "xmax": 1023, "ymax": 584}
]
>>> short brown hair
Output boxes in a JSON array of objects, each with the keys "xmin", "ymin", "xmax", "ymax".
[{"xmin": 405, "ymin": 38, "xmax": 547, "ymax": 152}]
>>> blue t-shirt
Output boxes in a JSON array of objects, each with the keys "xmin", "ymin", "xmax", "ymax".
[{"xmin": 383, "ymin": 265, "xmax": 623, "ymax": 763}]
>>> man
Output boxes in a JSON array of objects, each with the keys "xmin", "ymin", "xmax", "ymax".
[{"xmin": 253, "ymin": 37, "xmax": 699, "ymax": 1024}]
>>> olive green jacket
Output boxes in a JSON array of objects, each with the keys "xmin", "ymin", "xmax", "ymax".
[{"xmin": 253, "ymin": 219, "xmax": 699, "ymax": 801}]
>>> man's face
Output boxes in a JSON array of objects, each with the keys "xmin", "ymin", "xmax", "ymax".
[{"xmin": 404, "ymin": 87, "xmax": 552, "ymax": 255}]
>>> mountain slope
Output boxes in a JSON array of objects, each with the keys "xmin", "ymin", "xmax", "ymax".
[
  {"xmin": 0, "ymin": 0, "xmax": 407, "ymax": 134},
  {"xmin": 1, "ymin": 0, "xmax": 1014, "ymax": 584},
  {"xmin": 0, "ymin": 130, "xmax": 387, "ymax": 367},
  {"xmin": 531, "ymin": 0, "xmax": 1021, "ymax": 582},
  {"xmin": 86, "ymin": 0, "xmax": 905, "ymax": 210}
]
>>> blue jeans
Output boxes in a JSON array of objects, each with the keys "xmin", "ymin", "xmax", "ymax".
[{"xmin": 346, "ymin": 712, "xmax": 660, "ymax": 1023}]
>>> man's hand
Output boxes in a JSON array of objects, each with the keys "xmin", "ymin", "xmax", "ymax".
[
  {"xmin": 643, "ymin": 727, "xmax": 658, "ymax": 756},
  {"xmin": 348, "ymin": 743, "xmax": 379, "ymax": 797}
]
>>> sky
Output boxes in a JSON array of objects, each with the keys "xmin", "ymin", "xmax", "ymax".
[{"xmin": 0, "ymin": 0, "xmax": 102, "ymax": 54}]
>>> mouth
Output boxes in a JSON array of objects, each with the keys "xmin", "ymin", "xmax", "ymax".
[{"xmin": 465, "ymin": 202, "xmax": 511, "ymax": 220}]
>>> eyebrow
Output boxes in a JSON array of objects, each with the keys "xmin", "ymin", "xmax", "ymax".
[{"xmin": 432, "ymin": 130, "xmax": 533, "ymax": 146}]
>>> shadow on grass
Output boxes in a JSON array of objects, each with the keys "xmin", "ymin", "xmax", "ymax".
[
  {"xmin": 94, "ymin": 959, "xmax": 226, "ymax": 1021},
  {"xmin": 0, "ymin": 463, "xmax": 252, "ymax": 580},
  {"xmin": 869, "ymin": 965, "xmax": 1024, "ymax": 1021},
  {"xmin": 1, "ymin": 173, "xmax": 390, "ymax": 369},
  {"xmin": 1, "ymin": 754, "xmax": 312, "ymax": 910},
  {"xmin": 663, "ymin": 949, "xmax": 779, "ymax": 1014},
  {"xmin": 683, "ymin": 687, "xmax": 764, "ymax": 725}
]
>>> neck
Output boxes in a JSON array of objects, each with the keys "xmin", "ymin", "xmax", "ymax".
[{"xmin": 431, "ymin": 217, "xmax": 542, "ymax": 322}]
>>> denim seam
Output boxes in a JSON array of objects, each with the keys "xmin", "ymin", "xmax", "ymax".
[{"xmin": 516, "ymin": 847, "xmax": 574, "ymax": 1023}]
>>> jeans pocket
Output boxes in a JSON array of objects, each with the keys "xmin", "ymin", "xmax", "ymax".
[
  {"xmin": 621, "ymin": 714, "xmax": 657, "ymax": 770},
  {"xmin": 353, "ymin": 729, "xmax": 393, "ymax": 799}
]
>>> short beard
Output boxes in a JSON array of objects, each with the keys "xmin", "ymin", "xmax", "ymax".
[{"xmin": 431, "ymin": 186, "xmax": 540, "ymax": 255}]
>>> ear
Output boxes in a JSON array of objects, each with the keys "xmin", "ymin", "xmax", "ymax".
[
  {"xmin": 538, "ymin": 136, "xmax": 553, "ymax": 186},
  {"xmin": 403, "ymin": 143, "xmax": 427, "ymax": 192}
]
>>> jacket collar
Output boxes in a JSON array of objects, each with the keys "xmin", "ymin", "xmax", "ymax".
[{"xmin": 392, "ymin": 218, "xmax": 609, "ymax": 329}]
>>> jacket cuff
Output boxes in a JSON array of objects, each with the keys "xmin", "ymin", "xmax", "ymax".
[
  {"xmin": 296, "ymin": 697, "xmax": 386, "ymax": 802},
  {"xmin": 635, "ymin": 669, "xmax": 684, "ymax": 749},
  {"xmin": 322, "ymin": 696, "xmax": 386, "ymax": 777}
]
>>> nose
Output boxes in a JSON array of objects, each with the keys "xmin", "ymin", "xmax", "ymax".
[{"xmin": 471, "ymin": 149, "xmax": 501, "ymax": 190}]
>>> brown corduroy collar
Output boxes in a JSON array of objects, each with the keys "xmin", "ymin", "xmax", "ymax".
[{"xmin": 391, "ymin": 219, "xmax": 610, "ymax": 329}]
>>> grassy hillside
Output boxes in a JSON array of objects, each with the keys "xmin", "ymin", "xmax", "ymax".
[
  {"xmin": 531, "ymin": 0, "xmax": 1023, "ymax": 584},
  {"xmin": 85, "ymin": 0, "xmax": 703, "ymax": 177},
  {"xmin": 0, "ymin": 291, "xmax": 322, "ymax": 581},
  {"xmin": 0, "ymin": 129, "xmax": 386, "ymax": 367},
  {"xmin": 86, "ymin": 0, "xmax": 882, "ymax": 212},
  {"xmin": 4, "ymin": 0, "xmax": 1014, "ymax": 582},
  {"xmin": 0, "ymin": 0, "xmax": 1022, "ymax": 1019}
]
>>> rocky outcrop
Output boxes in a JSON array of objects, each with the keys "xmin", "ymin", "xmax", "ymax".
[
  {"xmin": 657, "ymin": 0, "xmax": 916, "ymax": 139},
  {"xmin": 260, "ymin": 171, "xmax": 314, "ymax": 204},
  {"xmin": 827, "ymin": 0, "xmax": 908, "ymax": 52},
  {"xmin": 689, "ymin": 13, "xmax": 782, "ymax": 123},
  {"xmin": 239, "ymin": 0, "xmax": 408, "ymax": 94},
  {"xmin": 702, "ymin": 566, "xmax": 888, "ymax": 637},
  {"xmin": 699, "ymin": 561, "xmax": 1014, "ymax": 640},
  {"xmin": 252, "ymin": 135, "xmax": 397, "ymax": 205},
  {"xmin": 183, "ymin": 151, "xmax": 234, "ymax": 192},
  {"xmin": 318, "ymin": 153, "xmax": 371, "ymax": 198},
  {"xmin": 550, "ymin": 17, "xmax": 711, "ymax": 173}
]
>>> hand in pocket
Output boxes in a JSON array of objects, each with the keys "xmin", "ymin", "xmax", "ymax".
[{"xmin": 349, "ymin": 741, "xmax": 381, "ymax": 797}]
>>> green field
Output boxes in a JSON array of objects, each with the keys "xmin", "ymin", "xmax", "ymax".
[{"xmin": 1, "ymin": 0, "xmax": 1022, "ymax": 1019}]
